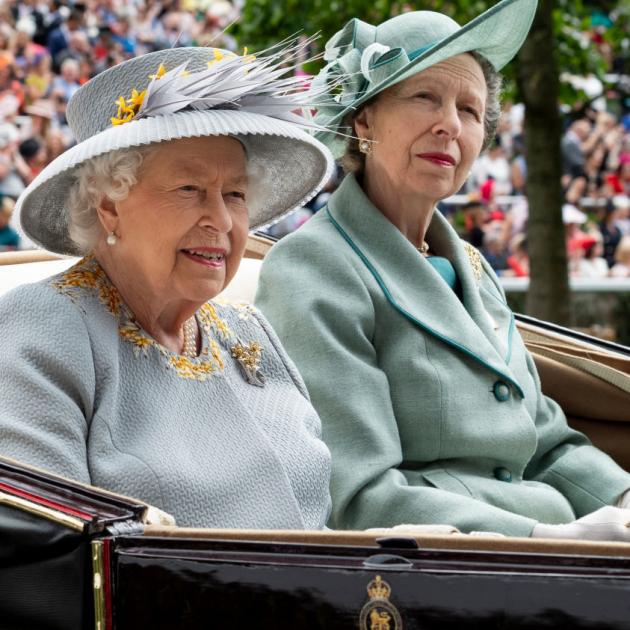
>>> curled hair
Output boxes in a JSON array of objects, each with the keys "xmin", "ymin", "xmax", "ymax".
[
  {"xmin": 67, "ymin": 141, "xmax": 265, "ymax": 253},
  {"xmin": 340, "ymin": 52, "xmax": 503, "ymax": 176},
  {"xmin": 67, "ymin": 147, "xmax": 150, "ymax": 253}
]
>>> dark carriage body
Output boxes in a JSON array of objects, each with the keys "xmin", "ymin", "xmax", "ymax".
[{"xmin": 4, "ymin": 457, "xmax": 630, "ymax": 630}]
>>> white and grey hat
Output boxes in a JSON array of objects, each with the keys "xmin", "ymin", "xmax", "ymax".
[{"xmin": 16, "ymin": 45, "xmax": 335, "ymax": 255}]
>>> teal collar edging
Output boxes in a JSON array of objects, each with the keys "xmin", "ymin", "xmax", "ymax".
[{"xmin": 325, "ymin": 207, "xmax": 525, "ymax": 399}]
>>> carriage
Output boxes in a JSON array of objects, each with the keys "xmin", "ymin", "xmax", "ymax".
[{"xmin": 1, "ymin": 235, "xmax": 630, "ymax": 630}]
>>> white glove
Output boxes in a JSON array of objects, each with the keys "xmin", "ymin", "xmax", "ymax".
[
  {"xmin": 143, "ymin": 505, "xmax": 177, "ymax": 526},
  {"xmin": 532, "ymin": 506, "xmax": 630, "ymax": 542},
  {"xmin": 617, "ymin": 488, "xmax": 630, "ymax": 509}
]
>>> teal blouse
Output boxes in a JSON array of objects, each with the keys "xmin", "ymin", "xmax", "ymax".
[{"xmin": 426, "ymin": 256, "xmax": 462, "ymax": 298}]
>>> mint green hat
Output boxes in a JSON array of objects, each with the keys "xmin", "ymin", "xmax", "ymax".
[{"xmin": 313, "ymin": 0, "xmax": 538, "ymax": 157}]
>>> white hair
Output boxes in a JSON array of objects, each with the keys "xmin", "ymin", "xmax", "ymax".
[{"xmin": 66, "ymin": 141, "xmax": 265, "ymax": 253}]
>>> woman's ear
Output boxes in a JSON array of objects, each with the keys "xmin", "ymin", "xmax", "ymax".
[
  {"xmin": 95, "ymin": 195, "xmax": 119, "ymax": 235},
  {"xmin": 353, "ymin": 104, "xmax": 373, "ymax": 140}
]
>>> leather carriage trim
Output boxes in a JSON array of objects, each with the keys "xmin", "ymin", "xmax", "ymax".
[
  {"xmin": 0, "ymin": 489, "xmax": 85, "ymax": 531},
  {"xmin": 0, "ymin": 480, "xmax": 93, "ymax": 521}
]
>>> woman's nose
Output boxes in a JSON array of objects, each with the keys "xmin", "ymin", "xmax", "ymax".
[
  {"xmin": 432, "ymin": 103, "xmax": 462, "ymax": 140},
  {"xmin": 199, "ymin": 196, "xmax": 233, "ymax": 233}
]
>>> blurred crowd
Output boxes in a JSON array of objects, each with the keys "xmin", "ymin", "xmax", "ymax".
[
  {"xmin": 1, "ymin": 2, "xmax": 630, "ymax": 282},
  {"xmin": 432, "ymin": 100, "xmax": 630, "ymax": 280},
  {"xmin": 0, "ymin": 0, "xmax": 241, "ymax": 249},
  {"xmin": 452, "ymin": 104, "xmax": 630, "ymax": 280}
]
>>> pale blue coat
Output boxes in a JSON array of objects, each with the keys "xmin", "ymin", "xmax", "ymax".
[{"xmin": 0, "ymin": 257, "xmax": 331, "ymax": 529}]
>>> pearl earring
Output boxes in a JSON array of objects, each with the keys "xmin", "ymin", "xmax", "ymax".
[
  {"xmin": 106, "ymin": 232, "xmax": 117, "ymax": 246},
  {"xmin": 358, "ymin": 138, "xmax": 373, "ymax": 155}
]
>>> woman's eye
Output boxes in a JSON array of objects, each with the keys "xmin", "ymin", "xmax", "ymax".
[
  {"xmin": 228, "ymin": 191, "xmax": 246, "ymax": 200},
  {"xmin": 178, "ymin": 185, "xmax": 199, "ymax": 193},
  {"xmin": 414, "ymin": 92, "xmax": 434, "ymax": 101},
  {"xmin": 462, "ymin": 106, "xmax": 482, "ymax": 121}
]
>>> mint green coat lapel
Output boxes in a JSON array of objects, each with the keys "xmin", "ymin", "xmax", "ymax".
[{"xmin": 326, "ymin": 174, "xmax": 524, "ymax": 397}]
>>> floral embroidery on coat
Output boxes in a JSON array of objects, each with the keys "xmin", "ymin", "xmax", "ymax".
[{"xmin": 51, "ymin": 257, "xmax": 261, "ymax": 383}]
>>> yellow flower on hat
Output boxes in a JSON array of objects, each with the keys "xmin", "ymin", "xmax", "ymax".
[
  {"xmin": 148, "ymin": 63, "xmax": 167, "ymax": 80},
  {"xmin": 111, "ymin": 87, "xmax": 147, "ymax": 126},
  {"xmin": 128, "ymin": 89, "xmax": 146, "ymax": 108}
]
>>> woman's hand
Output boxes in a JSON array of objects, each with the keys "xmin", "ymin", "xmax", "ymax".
[{"xmin": 532, "ymin": 506, "xmax": 630, "ymax": 542}]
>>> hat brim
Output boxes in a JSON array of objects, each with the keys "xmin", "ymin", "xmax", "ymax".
[
  {"xmin": 318, "ymin": 0, "xmax": 537, "ymax": 156},
  {"xmin": 16, "ymin": 109, "xmax": 334, "ymax": 255}
]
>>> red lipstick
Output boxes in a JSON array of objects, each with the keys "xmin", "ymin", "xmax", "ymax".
[{"xmin": 417, "ymin": 152, "xmax": 456, "ymax": 166}]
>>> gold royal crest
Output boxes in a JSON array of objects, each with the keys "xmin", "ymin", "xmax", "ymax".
[{"xmin": 359, "ymin": 575, "xmax": 403, "ymax": 630}]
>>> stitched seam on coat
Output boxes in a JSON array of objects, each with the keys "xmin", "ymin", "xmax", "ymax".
[
  {"xmin": 545, "ymin": 469, "xmax": 607, "ymax": 507},
  {"xmin": 325, "ymin": 208, "xmax": 525, "ymax": 398},
  {"xmin": 442, "ymin": 468, "xmax": 474, "ymax": 498}
]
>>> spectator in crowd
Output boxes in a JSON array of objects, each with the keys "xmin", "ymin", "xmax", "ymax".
[
  {"xmin": 17, "ymin": 137, "xmax": 46, "ymax": 184},
  {"xmin": 51, "ymin": 58, "xmax": 81, "ymax": 105},
  {"xmin": 462, "ymin": 200, "xmax": 487, "ymax": 248},
  {"xmin": 482, "ymin": 231, "xmax": 510, "ymax": 274},
  {"xmin": 614, "ymin": 196, "xmax": 630, "ymax": 235},
  {"xmin": 47, "ymin": 9, "xmax": 86, "ymax": 71},
  {"xmin": 563, "ymin": 203, "xmax": 589, "ymax": 248},
  {"xmin": 24, "ymin": 53, "xmax": 53, "ymax": 103},
  {"xmin": 505, "ymin": 233, "xmax": 529, "ymax": 277},
  {"xmin": 561, "ymin": 119, "xmax": 592, "ymax": 180},
  {"xmin": 0, "ymin": 51, "xmax": 24, "ymax": 114},
  {"xmin": 574, "ymin": 233, "xmax": 609, "ymax": 278},
  {"xmin": 23, "ymin": 99, "xmax": 54, "ymax": 142},
  {"xmin": 10, "ymin": 18, "xmax": 46, "ymax": 80},
  {"xmin": 605, "ymin": 154, "xmax": 630, "ymax": 197},
  {"xmin": 599, "ymin": 202, "xmax": 623, "ymax": 268},
  {"xmin": 0, "ymin": 195, "xmax": 19, "ymax": 251},
  {"xmin": 471, "ymin": 137, "xmax": 512, "ymax": 195},
  {"xmin": 610, "ymin": 236, "xmax": 630, "ymax": 278},
  {"xmin": 0, "ymin": 122, "xmax": 25, "ymax": 200}
]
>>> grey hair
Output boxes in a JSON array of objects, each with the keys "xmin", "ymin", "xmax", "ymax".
[
  {"xmin": 67, "ymin": 146, "xmax": 150, "ymax": 253},
  {"xmin": 66, "ymin": 142, "xmax": 265, "ymax": 254},
  {"xmin": 340, "ymin": 51, "xmax": 503, "ymax": 175}
]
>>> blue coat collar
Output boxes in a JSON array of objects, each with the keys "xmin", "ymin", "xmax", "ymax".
[{"xmin": 326, "ymin": 174, "xmax": 523, "ymax": 397}]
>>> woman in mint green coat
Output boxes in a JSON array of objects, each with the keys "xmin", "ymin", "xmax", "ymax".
[{"xmin": 256, "ymin": 0, "xmax": 630, "ymax": 540}]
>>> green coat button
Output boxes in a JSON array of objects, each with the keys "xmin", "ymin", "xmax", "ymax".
[
  {"xmin": 493, "ymin": 381, "xmax": 510, "ymax": 402},
  {"xmin": 494, "ymin": 467, "xmax": 512, "ymax": 482}
]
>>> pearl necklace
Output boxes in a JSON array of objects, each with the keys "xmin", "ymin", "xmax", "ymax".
[
  {"xmin": 417, "ymin": 241, "xmax": 429, "ymax": 256},
  {"xmin": 181, "ymin": 317, "xmax": 197, "ymax": 358}
]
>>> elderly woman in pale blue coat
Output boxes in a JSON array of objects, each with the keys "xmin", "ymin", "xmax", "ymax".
[
  {"xmin": 0, "ymin": 46, "xmax": 333, "ymax": 529},
  {"xmin": 256, "ymin": 0, "xmax": 630, "ymax": 540}
]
